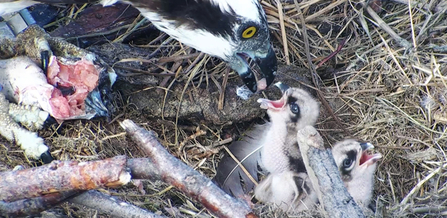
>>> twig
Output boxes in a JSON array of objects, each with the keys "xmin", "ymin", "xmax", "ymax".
[
  {"xmin": 276, "ymin": 0, "xmax": 290, "ymax": 64},
  {"xmin": 218, "ymin": 68, "xmax": 230, "ymax": 110},
  {"xmin": 316, "ymin": 39, "xmax": 347, "ymax": 69},
  {"xmin": 0, "ymin": 156, "xmax": 130, "ymax": 202},
  {"xmin": 113, "ymin": 65, "xmax": 176, "ymax": 77},
  {"xmin": 391, "ymin": 0, "xmax": 447, "ymax": 14},
  {"xmin": 365, "ymin": 6, "xmax": 412, "ymax": 49},
  {"xmin": 0, "ymin": 191, "xmax": 79, "ymax": 216},
  {"xmin": 158, "ymin": 53, "xmax": 201, "ymax": 64},
  {"xmin": 294, "ymin": 0, "xmax": 348, "ymax": 134},
  {"xmin": 411, "ymin": 206, "xmax": 447, "ymax": 214},
  {"xmin": 211, "ymin": 138, "xmax": 233, "ymax": 147},
  {"xmin": 223, "ymin": 146, "xmax": 258, "ymax": 186},
  {"xmin": 304, "ymin": 0, "xmax": 347, "ymax": 22},
  {"xmin": 400, "ymin": 162, "xmax": 447, "ymax": 206},
  {"xmin": 70, "ymin": 190, "xmax": 163, "ymax": 218},
  {"xmin": 1, "ymin": 189, "xmax": 162, "ymax": 217}
]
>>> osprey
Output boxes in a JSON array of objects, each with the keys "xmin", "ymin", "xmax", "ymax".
[
  {"xmin": 331, "ymin": 139, "xmax": 382, "ymax": 208},
  {"xmin": 213, "ymin": 83, "xmax": 320, "ymax": 197},
  {"xmin": 0, "ymin": 0, "xmax": 277, "ymax": 93}
]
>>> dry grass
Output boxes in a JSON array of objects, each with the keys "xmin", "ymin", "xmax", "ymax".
[{"xmin": 1, "ymin": 0, "xmax": 447, "ymax": 217}]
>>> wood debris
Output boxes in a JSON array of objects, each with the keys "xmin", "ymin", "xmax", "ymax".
[
  {"xmin": 0, "ymin": 155, "xmax": 130, "ymax": 202},
  {"xmin": 296, "ymin": 126, "xmax": 365, "ymax": 217},
  {"xmin": 120, "ymin": 119, "xmax": 256, "ymax": 218}
]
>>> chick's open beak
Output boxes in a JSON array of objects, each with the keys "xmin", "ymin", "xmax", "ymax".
[
  {"xmin": 257, "ymin": 83, "xmax": 288, "ymax": 111},
  {"xmin": 359, "ymin": 142, "xmax": 382, "ymax": 166}
]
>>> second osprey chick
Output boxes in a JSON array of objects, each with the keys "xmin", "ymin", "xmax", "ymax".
[{"xmin": 255, "ymin": 139, "xmax": 382, "ymax": 213}]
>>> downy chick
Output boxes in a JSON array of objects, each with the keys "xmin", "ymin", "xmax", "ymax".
[
  {"xmin": 332, "ymin": 139, "xmax": 382, "ymax": 208},
  {"xmin": 255, "ymin": 139, "xmax": 382, "ymax": 213},
  {"xmin": 214, "ymin": 83, "xmax": 320, "ymax": 197},
  {"xmin": 257, "ymin": 83, "xmax": 320, "ymax": 174}
]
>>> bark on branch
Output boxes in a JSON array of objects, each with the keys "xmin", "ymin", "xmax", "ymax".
[
  {"xmin": 70, "ymin": 190, "xmax": 163, "ymax": 218},
  {"xmin": 296, "ymin": 126, "xmax": 365, "ymax": 218},
  {"xmin": 0, "ymin": 155, "xmax": 131, "ymax": 202},
  {"xmin": 0, "ymin": 158, "xmax": 165, "ymax": 217}
]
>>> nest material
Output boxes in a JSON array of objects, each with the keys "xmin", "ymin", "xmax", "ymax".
[{"xmin": 1, "ymin": 0, "xmax": 447, "ymax": 217}]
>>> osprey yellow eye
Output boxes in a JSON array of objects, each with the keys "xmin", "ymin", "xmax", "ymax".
[{"xmin": 242, "ymin": 26, "xmax": 257, "ymax": 39}]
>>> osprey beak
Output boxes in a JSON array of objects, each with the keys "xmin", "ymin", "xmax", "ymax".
[
  {"xmin": 255, "ymin": 46, "xmax": 277, "ymax": 89},
  {"xmin": 230, "ymin": 54, "xmax": 257, "ymax": 93},
  {"xmin": 232, "ymin": 45, "xmax": 277, "ymax": 93},
  {"xmin": 359, "ymin": 142, "xmax": 382, "ymax": 166}
]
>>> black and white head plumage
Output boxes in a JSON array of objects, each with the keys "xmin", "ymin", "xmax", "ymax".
[
  {"xmin": 121, "ymin": 0, "xmax": 277, "ymax": 92},
  {"xmin": 257, "ymin": 83, "xmax": 320, "ymax": 174},
  {"xmin": 331, "ymin": 139, "xmax": 382, "ymax": 207},
  {"xmin": 1, "ymin": 0, "xmax": 277, "ymax": 93}
]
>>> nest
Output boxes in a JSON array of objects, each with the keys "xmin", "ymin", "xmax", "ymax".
[{"xmin": 1, "ymin": 0, "xmax": 446, "ymax": 217}]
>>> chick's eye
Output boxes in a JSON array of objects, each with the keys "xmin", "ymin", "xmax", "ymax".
[
  {"xmin": 290, "ymin": 102, "xmax": 300, "ymax": 114},
  {"xmin": 343, "ymin": 158, "xmax": 353, "ymax": 168},
  {"xmin": 242, "ymin": 26, "xmax": 257, "ymax": 39}
]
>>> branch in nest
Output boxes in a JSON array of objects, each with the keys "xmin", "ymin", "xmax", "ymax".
[
  {"xmin": 0, "ymin": 158, "xmax": 166, "ymax": 217},
  {"xmin": 0, "ymin": 155, "xmax": 131, "ymax": 202},
  {"xmin": 69, "ymin": 190, "xmax": 163, "ymax": 218},
  {"xmin": 296, "ymin": 126, "xmax": 365, "ymax": 217},
  {"xmin": 1, "ymin": 189, "xmax": 161, "ymax": 217},
  {"xmin": 0, "ymin": 190, "xmax": 79, "ymax": 216},
  {"xmin": 120, "ymin": 119, "xmax": 256, "ymax": 218}
]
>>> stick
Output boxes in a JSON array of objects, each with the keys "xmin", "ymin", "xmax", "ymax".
[
  {"xmin": 0, "ymin": 158, "xmax": 162, "ymax": 216},
  {"xmin": 0, "ymin": 191, "xmax": 79, "ymax": 216},
  {"xmin": 120, "ymin": 119, "xmax": 256, "ymax": 218},
  {"xmin": 296, "ymin": 126, "xmax": 365, "ymax": 218},
  {"xmin": 70, "ymin": 190, "xmax": 163, "ymax": 218},
  {"xmin": 0, "ymin": 156, "xmax": 131, "ymax": 202}
]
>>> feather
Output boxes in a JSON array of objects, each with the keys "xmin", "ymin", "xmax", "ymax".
[{"xmin": 213, "ymin": 123, "xmax": 268, "ymax": 197}]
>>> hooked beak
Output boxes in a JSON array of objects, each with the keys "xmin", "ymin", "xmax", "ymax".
[
  {"xmin": 255, "ymin": 46, "xmax": 277, "ymax": 88},
  {"xmin": 359, "ymin": 142, "xmax": 382, "ymax": 167},
  {"xmin": 231, "ymin": 45, "xmax": 277, "ymax": 93}
]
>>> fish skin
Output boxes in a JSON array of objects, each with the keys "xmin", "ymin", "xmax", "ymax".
[{"xmin": 0, "ymin": 56, "xmax": 55, "ymax": 115}]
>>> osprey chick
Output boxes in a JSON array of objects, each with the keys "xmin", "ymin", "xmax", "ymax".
[
  {"xmin": 214, "ymin": 83, "xmax": 320, "ymax": 197},
  {"xmin": 255, "ymin": 139, "xmax": 382, "ymax": 213}
]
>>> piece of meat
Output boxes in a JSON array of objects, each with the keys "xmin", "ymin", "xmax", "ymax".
[{"xmin": 47, "ymin": 56, "xmax": 101, "ymax": 120}]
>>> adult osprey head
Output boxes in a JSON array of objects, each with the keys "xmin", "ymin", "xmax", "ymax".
[{"xmin": 0, "ymin": 0, "xmax": 277, "ymax": 93}]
